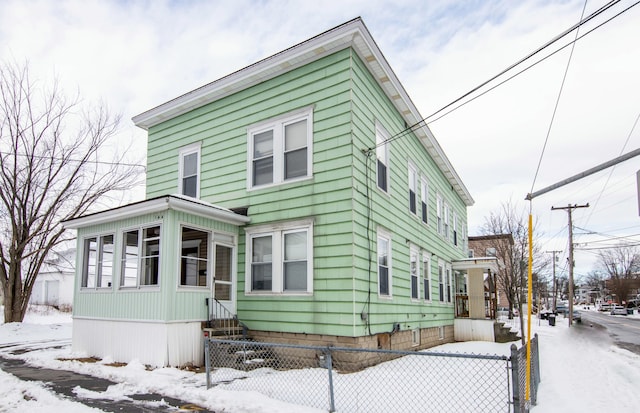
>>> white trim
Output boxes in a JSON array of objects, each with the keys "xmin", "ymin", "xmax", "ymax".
[
  {"xmin": 377, "ymin": 228, "xmax": 392, "ymax": 298},
  {"xmin": 422, "ymin": 251, "xmax": 432, "ymax": 302},
  {"xmin": 119, "ymin": 223, "xmax": 163, "ymax": 289},
  {"xmin": 131, "ymin": 18, "xmax": 473, "ymax": 206},
  {"xmin": 409, "ymin": 244, "xmax": 419, "ymax": 301},
  {"xmin": 178, "ymin": 142, "xmax": 201, "ymax": 199},
  {"xmin": 245, "ymin": 219, "xmax": 314, "ymax": 295},
  {"xmin": 177, "ymin": 225, "xmax": 210, "ymax": 289},
  {"xmin": 62, "ymin": 195, "xmax": 250, "ymax": 229},
  {"xmin": 375, "ymin": 121, "xmax": 390, "ymax": 195},
  {"xmin": 408, "ymin": 162, "xmax": 418, "ymax": 216},
  {"xmin": 247, "ymin": 106, "xmax": 314, "ymax": 190}
]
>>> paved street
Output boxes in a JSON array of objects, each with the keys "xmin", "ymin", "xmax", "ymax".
[{"xmin": 578, "ymin": 310, "xmax": 640, "ymax": 355}]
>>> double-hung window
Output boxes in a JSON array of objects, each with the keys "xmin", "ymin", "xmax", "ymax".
[
  {"xmin": 420, "ymin": 177, "xmax": 428, "ymax": 224},
  {"xmin": 444, "ymin": 204, "xmax": 450, "ymax": 241},
  {"xmin": 179, "ymin": 144, "xmax": 201, "ymax": 198},
  {"xmin": 438, "ymin": 260, "xmax": 445, "ymax": 302},
  {"xmin": 410, "ymin": 245, "xmax": 419, "ymax": 299},
  {"xmin": 180, "ymin": 226, "xmax": 209, "ymax": 287},
  {"xmin": 377, "ymin": 230, "xmax": 392, "ymax": 297},
  {"xmin": 408, "ymin": 163, "xmax": 417, "ymax": 215},
  {"xmin": 422, "ymin": 252, "xmax": 431, "ymax": 301},
  {"xmin": 446, "ymin": 264, "xmax": 453, "ymax": 303},
  {"xmin": 436, "ymin": 194, "xmax": 443, "ymax": 235},
  {"xmin": 375, "ymin": 123, "xmax": 390, "ymax": 193},
  {"xmin": 121, "ymin": 225, "xmax": 161, "ymax": 288},
  {"xmin": 453, "ymin": 213, "xmax": 458, "ymax": 246},
  {"xmin": 248, "ymin": 107, "xmax": 313, "ymax": 189},
  {"xmin": 246, "ymin": 220, "xmax": 313, "ymax": 294},
  {"xmin": 81, "ymin": 234, "xmax": 114, "ymax": 289}
]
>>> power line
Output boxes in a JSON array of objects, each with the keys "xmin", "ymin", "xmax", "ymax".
[
  {"xmin": 0, "ymin": 150, "xmax": 146, "ymax": 170},
  {"xmin": 366, "ymin": 0, "xmax": 636, "ymax": 152}
]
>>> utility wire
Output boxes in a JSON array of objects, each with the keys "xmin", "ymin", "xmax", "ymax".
[
  {"xmin": 365, "ymin": 0, "xmax": 632, "ymax": 152},
  {"xmin": 0, "ymin": 150, "xmax": 146, "ymax": 169},
  {"xmin": 529, "ymin": 0, "xmax": 588, "ymax": 195}
]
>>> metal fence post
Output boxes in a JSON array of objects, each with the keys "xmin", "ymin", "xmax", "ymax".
[
  {"xmin": 204, "ymin": 336, "xmax": 211, "ymax": 389},
  {"xmin": 326, "ymin": 348, "xmax": 336, "ymax": 413},
  {"xmin": 532, "ymin": 333, "xmax": 540, "ymax": 405},
  {"xmin": 510, "ymin": 343, "xmax": 520, "ymax": 413}
]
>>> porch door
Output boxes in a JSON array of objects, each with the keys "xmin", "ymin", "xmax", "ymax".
[{"xmin": 213, "ymin": 243, "xmax": 235, "ymax": 315}]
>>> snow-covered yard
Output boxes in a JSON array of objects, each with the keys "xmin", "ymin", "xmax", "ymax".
[{"xmin": 1, "ymin": 306, "xmax": 639, "ymax": 412}]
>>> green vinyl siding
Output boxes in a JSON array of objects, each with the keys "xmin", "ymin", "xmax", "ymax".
[{"xmin": 94, "ymin": 47, "xmax": 470, "ymax": 337}]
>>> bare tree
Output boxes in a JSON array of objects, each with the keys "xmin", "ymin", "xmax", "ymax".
[
  {"xmin": 480, "ymin": 200, "xmax": 548, "ymax": 344},
  {"xmin": 597, "ymin": 244, "xmax": 640, "ymax": 305},
  {"xmin": 0, "ymin": 62, "xmax": 141, "ymax": 322}
]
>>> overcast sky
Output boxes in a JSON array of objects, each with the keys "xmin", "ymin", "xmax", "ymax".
[{"xmin": 1, "ymin": 0, "xmax": 638, "ymax": 283}]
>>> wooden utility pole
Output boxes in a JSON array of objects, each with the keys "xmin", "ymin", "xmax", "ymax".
[
  {"xmin": 551, "ymin": 203, "xmax": 589, "ymax": 326},
  {"xmin": 546, "ymin": 250, "xmax": 562, "ymax": 310}
]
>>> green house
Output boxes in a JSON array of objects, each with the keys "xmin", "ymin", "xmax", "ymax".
[{"xmin": 64, "ymin": 18, "xmax": 493, "ymax": 367}]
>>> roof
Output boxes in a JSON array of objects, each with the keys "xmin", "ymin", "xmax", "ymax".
[
  {"xmin": 469, "ymin": 234, "xmax": 514, "ymax": 244},
  {"xmin": 132, "ymin": 18, "xmax": 473, "ymax": 206},
  {"xmin": 62, "ymin": 194, "xmax": 250, "ymax": 229}
]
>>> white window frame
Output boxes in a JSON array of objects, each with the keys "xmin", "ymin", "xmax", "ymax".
[
  {"xmin": 80, "ymin": 233, "xmax": 115, "ymax": 290},
  {"xmin": 375, "ymin": 122, "xmax": 390, "ymax": 194},
  {"xmin": 120, "ymin": 224, "xmax": 162, "ymax": 289},
  {"xmin": 422, "ymin": 251, "xmax": 431, "ymax": 302},
  {"xmin": 444, "ymin": 203, "xmax": 450, "ymax": 241},
  {"xmin": 438, "ymin": 260, "xmax": 445, "ymax": 302},
  {"xmin": 410, "ymin": 244, "xmax": 419, "ymax": 300},
  {"xmin": 420, "ymin": 176, "xmax": 428, "ymax": 224},
  {"xmin": 408, "ymin": 162, "xmax": 418, "ymax": 215},
  {"xmin": 178, "ymin": 143, "xmax": 201, "ymax": 198},
  {"xmin": 411, "ymin": 328, "xmax": 420, "ymax": 346},
  {"xmin": 453, "ymin": 212, "xmax": 458, "ymax": 246},
  {"xmin": 377, "ymin": 228, "xmax": 392, "ymax": 298},
  {"xmin": 446, "ymin": 263, "xmax": 453, "ymax": 303},
  {"xmin": 436, "ymin": 194, "xmax": 443, "ymax": 235},
  {"xmin": 178, "ymin": 225, "xmax": 211, "ymax": 289},
  {"xmin": 245, "ymin": 219, "xmax": 313, "ymax": 295},
  {"xmin": 247, "ymin": 107, "xmax": 313, "ymax": 190}
]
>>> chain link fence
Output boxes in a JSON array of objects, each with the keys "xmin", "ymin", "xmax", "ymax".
[{"xmin": 204, "ymin": 335, "xmax": 539, "ymax": 412}]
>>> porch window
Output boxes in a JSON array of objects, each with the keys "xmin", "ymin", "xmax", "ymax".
[
  {"xmin": 180, "ymin": 227, "xmax": 209, "ymax": 287},
  {"xmin": 422, "ymin": 252, "xmax": 431, "ymax": 301},
  {"xmin": 248, "ymin": 107, "xmax": 313, "ymax": 189},
  {"xmin": 121, "ymin": 225, "xmax": 161, "ymax": 288},
  {"xmin": 246, "ymin": 220, "xmax": 313, "ymax": 294},
  {"xmin": 81, "ymin": 234, "xmax": 114, "ymax": 289},
  {"xmin": 378, "ymin": 231, "xmax": 391, "ymax": 297},
  {"xmin": 410, "ymin": 246, "xmax": 419, "ymax": 299},
  {"xmin": 179, "ymin": 143, "xmax": 200, "ymax": 198}
]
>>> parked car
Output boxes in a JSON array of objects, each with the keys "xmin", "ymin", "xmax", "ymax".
[
  {"xmin": 572, "ymin": 310, "xmax": 582, "ymax": 323},
  {"xmin": 610, "ymin": 305, "xmax": 627, "ymax": 316}
]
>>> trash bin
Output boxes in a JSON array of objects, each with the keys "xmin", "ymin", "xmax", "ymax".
[
  {"xmin": 548, "ymin": 314, "xmax": 556, "ymax": 326},
  {"xmin": 627, "ymin": 308, "xmax": 634, "ymax": 315}
]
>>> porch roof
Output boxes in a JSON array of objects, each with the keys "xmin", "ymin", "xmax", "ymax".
[
  {"xmin": 62, "ymin": 194, "xmax": 250, "ymax": 229},
  {"xmin": 452, "ymin": 257, "xmax": 499, "ymax": 273}
]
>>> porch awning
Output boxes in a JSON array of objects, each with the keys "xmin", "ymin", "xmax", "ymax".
[
  {"xmin": 452, "ymin": 257, "xmax": 499, "ymax": 273},
  {"xmin": 62, "ymin": 194, "xmax": 250, "ymax": 229}
]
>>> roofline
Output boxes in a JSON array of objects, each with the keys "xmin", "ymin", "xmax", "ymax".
[
  {"xmin": 131, "ymin": 17, "xmax": 474, "ymax": 206},
  {"xmin": 62, "ymin": 195, "xmax": 250, "ymax": 229},
  {"xmin": 469, "ymin": 234, "xmax": 515, "ymax": 244}
]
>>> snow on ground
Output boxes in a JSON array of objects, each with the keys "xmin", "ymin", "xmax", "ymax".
[{"xmin": 1, "ymin": 305, "xmax": 640, "ymax": 412}]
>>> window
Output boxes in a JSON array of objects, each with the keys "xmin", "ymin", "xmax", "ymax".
[
  {"xmin": 246, "ymin": 220, "xmax": 313, "ymax": 294},
  {"xmin": 453, "ymin": 213, "xmax": 458, "ymax": 246},
  {"xmin": 180, "ymin": 227, "xmax": 209, "ymax": 287},
  {"xmin": 248, "ymin": 107, "xmax": 313, "ymax": 188},
  {"xmin": 377, "ymin": 231, "xmax": 391, "ymax": 297},
  {"xmin": 408, "ymin": 163, "xmax": 417, "ymax": 215},
  {"xmin": 438, "ymin": 326, "xmax": 445, "ymax": 340},
  {"xmin": 486, "ymin": 247, "xmax": 497, "ymax": 257},
  {"xmin": 446, "ymin": 264, "xmax": 452, "ymax": 303},
  {"xmin": 410, "ymin": 245, "xmax": 419, "ymax": 299},
  {"xmin": 179, "ymin": 144, "xmax": 200, "ymax": 198},
  {"xmin": 468, "ymin": 249, "xmax": 475, "ymax": 258},
  {"xmin": 421, "ymin": 177, "xmax": 428, "ymax": 224},
  {"xmin": 438, "ymin": 260, "xmax": 444, "ymax": 302},
  {"xmin": 436, "ymin": 194, "xmax": 443, "ymax": 235},
  {"xmin": 121, "ymin": 226, "xmax": 161, "ymax": 288},
  {"xmin": 376, "ymin": 124, "xmax": 389, "ymax": 193},
  {"xmin": 411, "ymin": 329, "xmax": 420, "ymax": 346},
  {"xmin": 444, "ymin": 203, "xmax": 450, "ymax": 241},
  {"xmin": 81, "ymin": 234, "xmax": 114, "ymax": 288},
  {"xmin": 422, "ymin": 252, "xmax": 431, "ymax": 301}
]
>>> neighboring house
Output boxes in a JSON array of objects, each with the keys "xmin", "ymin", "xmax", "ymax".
[
  {"xmin": 29, "ymin": 248, "xmax": 75, "ymax": 310},
  {"xmin": 64, "ymin": 18, "xmax": 490, "ymax": 367},
  {"xmin": 467, "ymin": 234, "xmax": 514, "ymax": 309}
]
